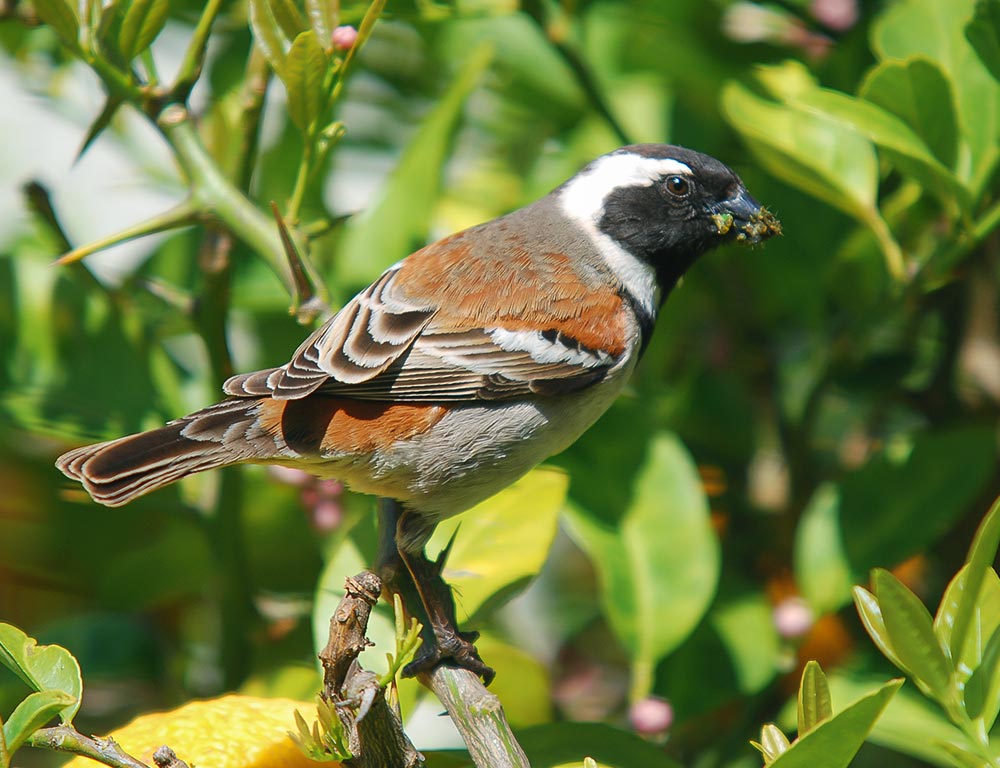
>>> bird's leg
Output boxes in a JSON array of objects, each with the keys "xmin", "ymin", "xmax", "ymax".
[
  {"xmin": 377, "ymin": 501, "xmax": 494, "ymax": 684},
  {"xmin": 375, "ymin": 499, "xmax": 425, "ymax": 626}
]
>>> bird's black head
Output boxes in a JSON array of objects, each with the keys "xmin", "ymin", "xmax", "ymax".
[{"xmin": 560, "ymin": 143, "xmax": 781, "ymax": 302}]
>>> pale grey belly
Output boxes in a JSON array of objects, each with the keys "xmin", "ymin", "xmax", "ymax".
[{"xmin": 303, "ymin": 360, "xmax": 634, "ymax": 522}]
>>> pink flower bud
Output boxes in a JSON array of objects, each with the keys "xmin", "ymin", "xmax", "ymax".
[
  {"xmin": 811, "ymin": 0, "xmax": 858, "ymax": 31},
  {"xmin": 312, "ymin": 498, "xmax": 343, "ymax": 533},
  {"xmin": 332, "ymin": 25, "xmax": 358, "ymax": 52},
  {"xmin": 773, "ymin": 597, "xmax": 815, "ymax": 639},
  {"xmin": 629, "ymin": 696, "xmax": 674, "ymax": 736}
]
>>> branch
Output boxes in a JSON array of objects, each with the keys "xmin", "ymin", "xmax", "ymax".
[
  {"xmin": 317, "ymin": 572, "xmax": 423, "ymax": 768},
  {"xmin": 28, "ymin": 727, "xmax": 191, "ymax": 768},
  {"xmin": 421, "ymin": 667, "xmax": 530, "ymax": 768}
]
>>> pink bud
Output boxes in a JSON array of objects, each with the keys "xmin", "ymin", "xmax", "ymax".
[
  {"xmin": 332, "ymin": 25, "xmax": 358, "ymax": 52},
  {"xmin": 629, "ymin": 696, "xmax": 674, "ymax": 736},
  {"xmin": 311, "ymin": 498, "xmax": 343, "ymax": 533},
  {"xmin": 773, "ymin": 597, "xmax": 815, "ymax": 639},
  {"xmin": 811, "ymin": 0, "xmax": 858, "ymax": 31},
  {"xmin": 317, "ymin": 479, "xmax": 344, "ymax": 498}
]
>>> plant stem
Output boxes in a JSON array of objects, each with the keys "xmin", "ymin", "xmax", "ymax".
[
  {"xmin": 156, "ymin": 105, "xmax": 295, "ymax": 292},
  {"xmin": 28, "ymin": 727, "xmax": 153, "ymax": 768},
  {"xmin": 54, "ymin": 203, "xmax": 197, "ymax": 265},
  {"xmin": 0, "ymin": 712, "xmax": 9, "ymax": 768},
  {"xmin": 422, "ymin": 667, "xmax": 530, "ymax": 768},
  {"xmin": 171, "ymin": 0, "xmax": 225, "ymax": 100}
]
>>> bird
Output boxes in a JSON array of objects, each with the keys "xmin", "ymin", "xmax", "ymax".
[{"xmin": 56, "ymin": 143, "xmax": 781, "ymax": 683}]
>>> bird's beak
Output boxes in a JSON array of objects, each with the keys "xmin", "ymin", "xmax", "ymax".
[{"xmin": 711, "ymin": 187, "xmax": 782, "ymax": 245}]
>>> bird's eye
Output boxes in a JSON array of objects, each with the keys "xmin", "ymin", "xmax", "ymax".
[{"xmin": 665, "ymin": 175, "xmax": 689, "ymax": 196}]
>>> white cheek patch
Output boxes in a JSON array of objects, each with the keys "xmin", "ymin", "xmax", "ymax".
[
  {"xmin": 559, "ymin": 153, "xmax": 691, "ymax": 317},
  {"xmin": 489, "ymin": 328, "xmax": 612, "ymax": 368}
]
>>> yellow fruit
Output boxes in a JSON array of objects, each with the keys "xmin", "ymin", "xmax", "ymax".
[{"xmin": 64, "ymin": 695, "xmax": 335, "ymax": 768}]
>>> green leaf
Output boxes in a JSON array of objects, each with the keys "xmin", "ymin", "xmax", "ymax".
[
  {"xmin": 853, "ymin": 586, "xmax": 906, "ymax": 671},
  {"xmin": 517, "ymin": 722, "xmax": 682, "ymax": 768},
  {"xmin": 249, "ymin": 0, "xmax": 289, "ymax": 75},
  {"xmin": 793, "ymin": 87, "xmax": 969, "ymax": 210},
  {"xmin": 966, "ymin": 0, "xmax": 1000, "ymax": 82},
  {"xmin": 949, "ymin": 496, "xmax": 1000, "ymax": 667},
  {"xmin": 96, "ymin": 0, "xmax": 126, "ymax": 66},
  {"xmin": 564, "ymin": 432, "xmax": 719, "ymax": 700},
  {"xmin": 33, "ymin": 0, "xmax": 81, "ymax": 50},
  {"xmin": 428, "ymin": 468, "xmax": 566, "ymax": 626},
  {"xmin": 2, "ymin": 690, "xmax": 75, "ymax": 754},
  {"xmin": 721, "ymin": 68, "xmax": 902, "ymax": 279},
  {"xmin": 934, "ymin": 565, "xmax": 1000, "ymax": 685},
  {"xmin": 118, "ymin": 0, "xmax": 169, "ymax": 61},
  {"xmin": 768, "ymin": 679, "xmax": 902, "ymax": 768},
  {"xmin": 798, "ymin": 661, "xmax": 833, "ymax": 736},
  {"xmin": 963, "ymin": 622, "xmax": 1000, "ymax": 719},
  {"xmin": 306, "ymin": 0, "xmax": 338, "ymax": 52},
  {"xmin": 284, "ymin": 30, "xmax": 328, "ymax": 133},
  {"xmin": 0, "ymin": 625, "xmax": 82, "ymax": 724},
  {"xmin": 335, "ymin": 44, "xmax": 493, "ymax": 287},
  {"xmin": 753, "ymin": 724, "xmax": 790, "ymax": 764},
  {"xmin": 270, "ymin": 0, "xmax": 308, "ymax": 40},
  {"xmin": 872, "ymin": 0, "xmax": 1000, "ymax": 197},
  {"xmin": 860, "ymin": 58, "xmax": 959, "ymax": 169},
  {"xmin": 828, "ymin": 672, "xmax": 966, "ymax": 766},
  {"xmin": 873, "ymin": 569, "xmax": 952, "ymax": 700}
]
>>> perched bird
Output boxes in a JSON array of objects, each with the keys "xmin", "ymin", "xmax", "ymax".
[{"xmin": 57, "ymin": 144, "xmax": 780, "ymax": 682}]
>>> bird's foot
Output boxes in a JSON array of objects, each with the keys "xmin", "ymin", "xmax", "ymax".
[{"xmin": 403, "ymin": 625, "xmax": 495, "ymax": 685}]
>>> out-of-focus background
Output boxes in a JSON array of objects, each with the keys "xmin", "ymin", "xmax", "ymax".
[{"xmin": 2, "ymin": 0, "xmax": 999, "ymax": 765}]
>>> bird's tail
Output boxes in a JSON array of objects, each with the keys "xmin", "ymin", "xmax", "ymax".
[{"xmin": 56, "ymin": 398, "xmax": 273, "ymax": 507}]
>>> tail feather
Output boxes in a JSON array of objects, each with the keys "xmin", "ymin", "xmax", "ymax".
[{"xmin": 56, "ymin": 398, "xmax": 273, "ymax": 507}]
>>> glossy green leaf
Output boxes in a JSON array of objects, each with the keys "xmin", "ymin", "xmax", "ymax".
[
  {"xmin": 768, "ymin": 679, "xmax": 902, "ymax": 768},
  {"xmin": 284, "ymin": 30, "xmax": 328, "ymax": 132},
  {"xmin": 798, "ymin": 661, "xmax": 833, "ymax": 736},
  {"xmin": 0, "ymin": 624, "xmax": 82, "ymax": 724},
  {"xmin": 721, "ymin": 72, "xmax": 902, "ymax": 278},
  {"xmin": 517, "ymin": 722, "xmax": 682, "ymax": 768},
  {"xmin": 335, "ymin": 44, "xmax": 493, "ymax": 287},
  {"xmin": 33, "ymin": 0, "xmax": 80, "ymax": 50},
  {"xmin": 270, "ymin": 0, "xmax": 308, "ymax": 40},
  {"xmin": 827, "ymin": 673, "xmax": 964, "ymax": 766},
  {"xmin": 721, "ymin": 77, "xmax": 877, "ymax": 222},
  {"xmin": 794, "ymin": 87, "xmax": 968, "ymax": 210},
  {"xmin": 249, "ymin": 0, "xmax": 289, "ymax": 75},
  {"xmin": 962, "ymin": 621, "xmax": 1000, "ymax": 719},
  {"xmin": 933, "ymin": 565, "xmax": 1000, "ymax": 684},
  {"xmin": 752, "ymin": 723, "xmax": 790, "ymax": 764},
  {"xmin": 118, "ymin": 0, "xmax": 168, "ymax": 61},
  {"xmin": 860, "ymin": 58, "xmax": 959, "ymax": 169},
  {"xmin": 874, "ymin": 569, "xmax": 952, "ymax": 699},
  {"xmin": 96, "ymin": 0, "xmax": 126, "ymax": 66},
  {"xmin": 3, "ymin": 690, "xmax": 75, "ymax": 754},
  {"xmin": 967, "ymin": 0, "xmax": 1000, "ymax": 82},
  {"xmin": 563, "ymin": 432, "xmax": 719, "ymax": 700},
  {"xmin": 948, "ymin": 496, "xmax": 1000, "ymax": 667},
  {"xmin": 306, "ymin": 0, "xmax": 338, "ymax": 52},
  {"xmin": 872, "ymin": 0, "xmax": 1000, "ymax": 196},
  {"xmin": 853, "ymin": 586, "xmax": 906, "ymax": 671},
  {"xmin": 428, "ymin": 468, "xmax": 566, "ymax": 626}
]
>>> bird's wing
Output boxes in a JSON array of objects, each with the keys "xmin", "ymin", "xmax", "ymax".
[{"xmin": 224, "ymin": 225, "xmax": 633, "ymax": 402}]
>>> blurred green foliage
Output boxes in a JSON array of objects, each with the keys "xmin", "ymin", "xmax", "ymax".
[{"xmin": 1, "ymin": 0, "xmax": 1000, "ymax": 765}]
